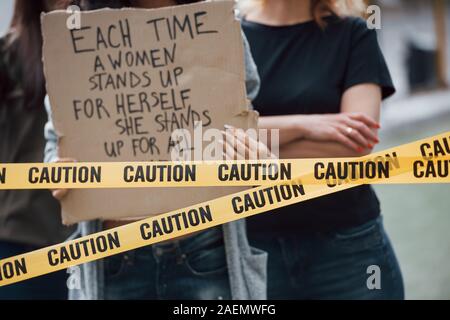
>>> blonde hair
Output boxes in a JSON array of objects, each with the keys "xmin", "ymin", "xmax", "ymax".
[
  {"xmin": 238, "ymin": 0, "xmax": 367, "ymax": 27},
  {"xmin": 334, "ymin": 0, "xmax": 367, "ymax": 16}
]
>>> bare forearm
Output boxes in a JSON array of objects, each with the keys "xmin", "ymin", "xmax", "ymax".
[
  {"xmin": 261, "ymin": 85, "xmax": 382, "ymax": 155},
  {"xmin": 259, "ymin": 115, "xmax": 307, "ymax": 146},
  {"xmin": 279, "ymin": 139, "xmax": 371, "ymax": 159}
]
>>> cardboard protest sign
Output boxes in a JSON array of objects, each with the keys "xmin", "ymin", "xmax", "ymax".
[{"xmin": 42, "ymin": 1, "xmax": 257, "ymax": 224}]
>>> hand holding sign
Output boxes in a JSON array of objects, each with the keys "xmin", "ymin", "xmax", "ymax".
[{"xmin": 51, "ymin": 157, "xmax": 77, "ymax": 201}]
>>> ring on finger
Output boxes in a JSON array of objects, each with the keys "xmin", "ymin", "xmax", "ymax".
[{"xmin": 346, "ymin": 127, "xmax": 354, "ymax": 135}]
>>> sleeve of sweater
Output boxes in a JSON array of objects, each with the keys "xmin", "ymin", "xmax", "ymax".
[
  {"xmin": 242, "ymin": 30, "xmax": 260, "ymax": 103},
  {"xmin": 43, "ymin": 95, "xmax": 59, "ymax": 163}
]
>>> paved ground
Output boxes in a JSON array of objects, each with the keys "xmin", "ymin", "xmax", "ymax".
[{"xmin": 374, "ymin": 109, "xmax": 450, "ymax": 300}]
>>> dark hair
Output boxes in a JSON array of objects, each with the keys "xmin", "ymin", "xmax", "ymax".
[
  {"xmin": 3, "ymin": 0, "xmax": 49, "ymax": 109},
  {"xmin": 70, "ymin": 0, "xmax": 202, "ymax": 10}
]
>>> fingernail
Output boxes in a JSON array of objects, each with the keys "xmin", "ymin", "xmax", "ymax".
[
  {"xmin": 357, "ymin": 147, "xmax": 363, "ymax": 152},
  {"xmin": 224, "ymin": 124, "xmax": 233, "ymax": 129},
  {"xmin": 368, "ymin": 144, "xmax": 373, "ymax": 149},
  {"xmin": 376, "ymin": 124, "xmax": 381, "ymax": 128}
]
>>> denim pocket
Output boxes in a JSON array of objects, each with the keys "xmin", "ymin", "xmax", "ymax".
[
  {"xmin": 331, "ymin": 218, "xmax": 384, "ymax": 253},
  {"xmin": 185, "ymin": 244, "xmax": 228, "ymax": 276},
  {"xmin": 104, "ymin": 253, "xmax": 128, "ymax": 279}
]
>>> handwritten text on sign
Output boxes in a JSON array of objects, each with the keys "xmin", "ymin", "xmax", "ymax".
[{"xmin": 42, "ymin": 1, "xmax": 253, "ymax": 222}]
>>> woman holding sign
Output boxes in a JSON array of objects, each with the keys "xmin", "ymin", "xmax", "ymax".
[
  {"xmin": 241, "ymin": 0, "xmax": 404, "ymax": 299},
  {"xmin": 45, "ymin": 0, "xmax": 268, "ymax": 300}
]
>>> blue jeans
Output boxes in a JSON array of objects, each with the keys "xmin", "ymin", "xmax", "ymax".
[
  {"xmin": 250, "ymin": 216, "xmax": 404, "ymax": 300},
  {"xmin": 0, "ymin": 241, "xmax": 68, "ymax": 300},
  {"xmin": 104, "ymin": 226, "xmax": 231, "ymax": 300}
]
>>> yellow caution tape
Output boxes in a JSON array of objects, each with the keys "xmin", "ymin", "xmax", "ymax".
[
  {"xmin": 1, "ymin": 134, "xmax": 450, "ymax": 190},
  {"xmin": 0, "ymin": 132, "xmax": 449, "ymax": 286}
]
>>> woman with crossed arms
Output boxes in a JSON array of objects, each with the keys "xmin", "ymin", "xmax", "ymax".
[{"xmin": 241, "ymin": 0, "xmax": 404, "ymax": 299}]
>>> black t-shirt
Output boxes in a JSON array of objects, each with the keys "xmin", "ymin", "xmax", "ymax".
[{"xmin": 242, "ymin": 16, "xmax": 395, "ymax": 234}]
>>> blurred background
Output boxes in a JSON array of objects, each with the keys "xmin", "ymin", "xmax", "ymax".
[
  {"xmin": 1, "ymin": 0, "xmax": 449, "ymax": 300},
  {"xmin": 372, "ymin": 0, "xmax": 450, "ymax": 300}
]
